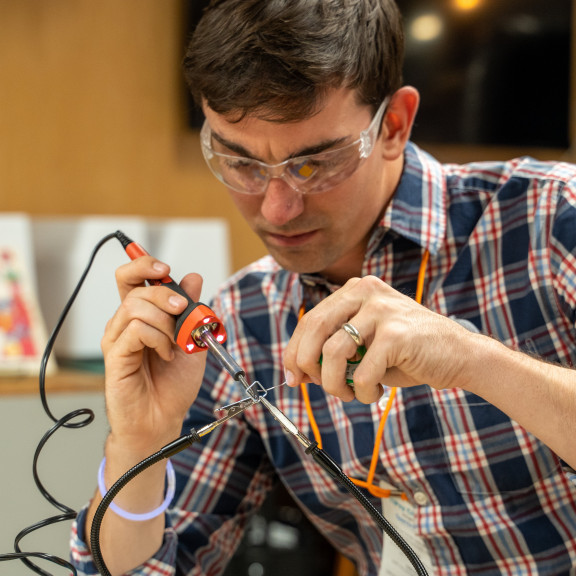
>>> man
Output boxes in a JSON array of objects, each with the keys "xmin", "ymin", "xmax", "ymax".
[{"xmin": 71, "ymin": 0, "xmax": 576, "ymax": 574}]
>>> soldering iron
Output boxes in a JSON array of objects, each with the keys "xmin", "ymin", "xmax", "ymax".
[{"xmin": 115, "ymin": 230, "xmax": 255, "ymax": 393}]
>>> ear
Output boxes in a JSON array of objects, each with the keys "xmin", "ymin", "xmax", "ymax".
[{"xmin": 380, "ymin": 86, "xmax": 420, "ymax": 160}]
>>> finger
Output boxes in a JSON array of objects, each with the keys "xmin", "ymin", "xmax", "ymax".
[
  {"xmin": 323, "ymin": 313, "xmax": 388, "ymax": 404},
  {"xmin": 103, "ymin": 286, "xmax": 188, "ymax": 355},
  {"xmin": 284, "ymin": 277, "xmax": 367, "ymax": 382},
  {"xmin": 350, "ymin": 339, "xmax": 421, "ymax": 403},
  {"xmin": 284, "ymin": 300, "xmax": 352, "ymax": 386},
  {"xmin": 338, "ymin": 316, "xmax": 389, "ymax": 402},
  {"xmin": 350, "ymin": 376, "xmax": 385, "ymax": 404},
  {"xmin": 302, "ymin": 277, "xmax": 364, "ymax": 336},
  {"xmin": 179, "ymin": 272, "xmax": 204, "ymax": 303},
  {"xmin": 283, "ymin": 311, "xmax": 321, "ymax": 386},
  {"xmin": 115, "ymin": 256, "xmax": 172, "ymax": 301},
  {"xmin": 318, "ymin": 327, "xmax": 359, "ymax": 401},
  {"xmin": 110, "ymin": 317, "xmax": 176, "ymax": 364},
  {"xmin": 284, "ymin": 369, "xmax": 322, "ymax": 388}
]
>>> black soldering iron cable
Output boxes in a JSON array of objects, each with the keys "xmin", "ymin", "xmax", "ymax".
[
  {"xmin": 0, "ymin": 550, "xmax": 77, "ymax": 573},
  {"xmin": 38, "ymin": 232, "xmax": 118, "ymax": 427}
]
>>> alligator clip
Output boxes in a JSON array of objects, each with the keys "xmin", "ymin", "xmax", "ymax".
[{"xmin": 197, "ymin": 397, "xmax": 256, "ymax": 438}]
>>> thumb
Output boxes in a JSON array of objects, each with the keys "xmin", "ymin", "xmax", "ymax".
[{"xmin": 180, "ymin": 272, "xmax": 204, "ymax": 302}]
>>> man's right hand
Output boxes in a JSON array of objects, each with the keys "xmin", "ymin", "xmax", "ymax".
[
  {"xmin": 84, "ymin": 255, "xmax": 208, "ymax": 575},
  {"xmin": 101, "ymin": 254, "xmax": 208, "ymax": 453}
]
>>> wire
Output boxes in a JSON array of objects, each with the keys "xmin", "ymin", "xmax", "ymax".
[
  {"xmin": 38, "ymin": 233, "xmax": 118, "ymax": 426},
  {"xmin": 0, "ymin": 232, "xmax": 119, "ymax": 575}
]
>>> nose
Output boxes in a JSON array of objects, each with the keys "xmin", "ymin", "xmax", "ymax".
[{"xmin": 260, "ymin": 177, "xmax": 305, "ymax": 227}]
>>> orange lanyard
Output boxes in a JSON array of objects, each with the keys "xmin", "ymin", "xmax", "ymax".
[{"xmin": 299, "ymin": 249, "xmax": 429, "ymax": 499}]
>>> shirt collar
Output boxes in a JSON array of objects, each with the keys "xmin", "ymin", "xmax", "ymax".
[
  {"xmin": 379, "ymin": 141, "xmax": 446, "ymax": 256},
  {"xmin": 294, "ymin": 273, "xmax": 339, "ymax": 311}
]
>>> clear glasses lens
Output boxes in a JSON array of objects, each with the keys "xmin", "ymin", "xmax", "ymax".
[{"xmin": 201, "ymin": 98, "xmax": 388, "ymax": 195}]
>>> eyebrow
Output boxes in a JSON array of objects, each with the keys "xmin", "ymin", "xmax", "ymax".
[{"xmin": 210, "ymin": 130, "xmax": 350, "ymax": 162}]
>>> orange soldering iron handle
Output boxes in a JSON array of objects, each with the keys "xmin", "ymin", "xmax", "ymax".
[{"xmin": 123, "ymin": 238, "xmax": 227, "ymax": 354}]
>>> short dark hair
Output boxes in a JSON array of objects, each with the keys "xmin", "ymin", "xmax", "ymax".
[{"xmin": 183, "ymin": 0, "xmax": 404, "ymax": 122}]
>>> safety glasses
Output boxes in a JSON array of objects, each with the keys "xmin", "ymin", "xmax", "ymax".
[{"xmin": 200, "ymin": 98, "xmax": 389, "ymax": 195}]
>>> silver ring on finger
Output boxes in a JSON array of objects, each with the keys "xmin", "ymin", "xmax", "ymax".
[{"xmin": 341, "ymin": 322, "xmax": 364, "ymax": 348}]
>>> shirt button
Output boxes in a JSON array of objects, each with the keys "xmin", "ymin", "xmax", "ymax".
[{"xmin": 413, "ymin": 491, "xmax": 429, "ymax": 506}]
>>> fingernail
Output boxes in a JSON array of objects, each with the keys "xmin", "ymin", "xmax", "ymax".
[
  {"xmin": 169, "ymin": 295, "xmax": 186, "ymax": 309},
  {"xmin": 284, "ymin": 369, "xmax": 295, "ymax": 387},
  {"xmin": 153, "ymin": 262, "xmax": 167, "ymax": 272}
]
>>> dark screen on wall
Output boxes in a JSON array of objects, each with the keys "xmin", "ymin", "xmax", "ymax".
[
  {"xmin": 397, "ymin": 0, "xmax": 571, "ymax": 147},
  {"xmin": 184, "ymin": 0, "xmax": 572, "ymax": 148}
]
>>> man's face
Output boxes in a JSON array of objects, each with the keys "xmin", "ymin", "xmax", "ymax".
[{"xmin": 203, "ymin": 88, "xmax": 396, "ymax": 284}]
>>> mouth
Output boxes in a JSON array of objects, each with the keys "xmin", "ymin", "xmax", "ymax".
[{"xmin": 264, "ymin": 230, "xmax": 319, "ymax": 248}]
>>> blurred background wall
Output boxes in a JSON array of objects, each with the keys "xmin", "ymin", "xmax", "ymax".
[{"xmin": 0, "ymin": 0, "xmax": 266, "ymax": 274}]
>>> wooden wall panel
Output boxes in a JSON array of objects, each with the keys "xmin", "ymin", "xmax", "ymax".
[{"xmin": 0, "ymin": 0, "xmax": 266, "ymax": 273}]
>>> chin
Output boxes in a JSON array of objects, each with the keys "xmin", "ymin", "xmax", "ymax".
[
  {"xmin": 268, "ymin": 251, "xmax": 332, "ymax": 277},
  {"xmin": 266, "ymin": 247, "xmax": 311, "ymax": 270}
]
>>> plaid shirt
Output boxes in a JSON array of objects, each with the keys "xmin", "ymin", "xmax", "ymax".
[{"xmin": 72, "ymin": 142, "xmax": 576, "ymax": 575}]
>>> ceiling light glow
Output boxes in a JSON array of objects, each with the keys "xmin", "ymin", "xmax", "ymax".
[
  {"xmin": 454, "ymin": 0, "xmax": 481, "ymax": 11},
  {"xmin": 410, "ymin": 13, "xmax": 444, "ymax": 42}
]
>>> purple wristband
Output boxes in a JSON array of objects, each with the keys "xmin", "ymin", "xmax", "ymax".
[{"xmin": 98, "ymin": 457, "xmax": 175, "ymax": 521}]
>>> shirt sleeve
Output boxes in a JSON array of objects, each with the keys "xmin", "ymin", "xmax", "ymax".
[
  {"xmin": 549, "ymin": 177, "xmax": 576, "ymax": 327},
  {"xmin": 70, "ymin": 506, "xmax": 178, "ymax": 575}
]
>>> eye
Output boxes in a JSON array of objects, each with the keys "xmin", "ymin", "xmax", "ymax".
[
  {"xmin": 221, "ymin": 158, "xmax": 268, "ymax": 182},
  {"xmin": 223, "ymin": 158, "xmax": 253, "ymax": 170},
  {"xmin": 288, "ymin": 160, "xmax": 317, "ymax": 180}
]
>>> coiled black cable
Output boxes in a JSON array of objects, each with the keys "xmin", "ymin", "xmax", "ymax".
[{"xmin": 0, "ymin": 232, "xmax": 118, "ymax": 575}]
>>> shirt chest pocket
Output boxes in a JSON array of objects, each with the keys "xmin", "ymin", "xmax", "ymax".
[{"xmin": 429, "ymin": 389, "xmax": 561, "ymax": 496}]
